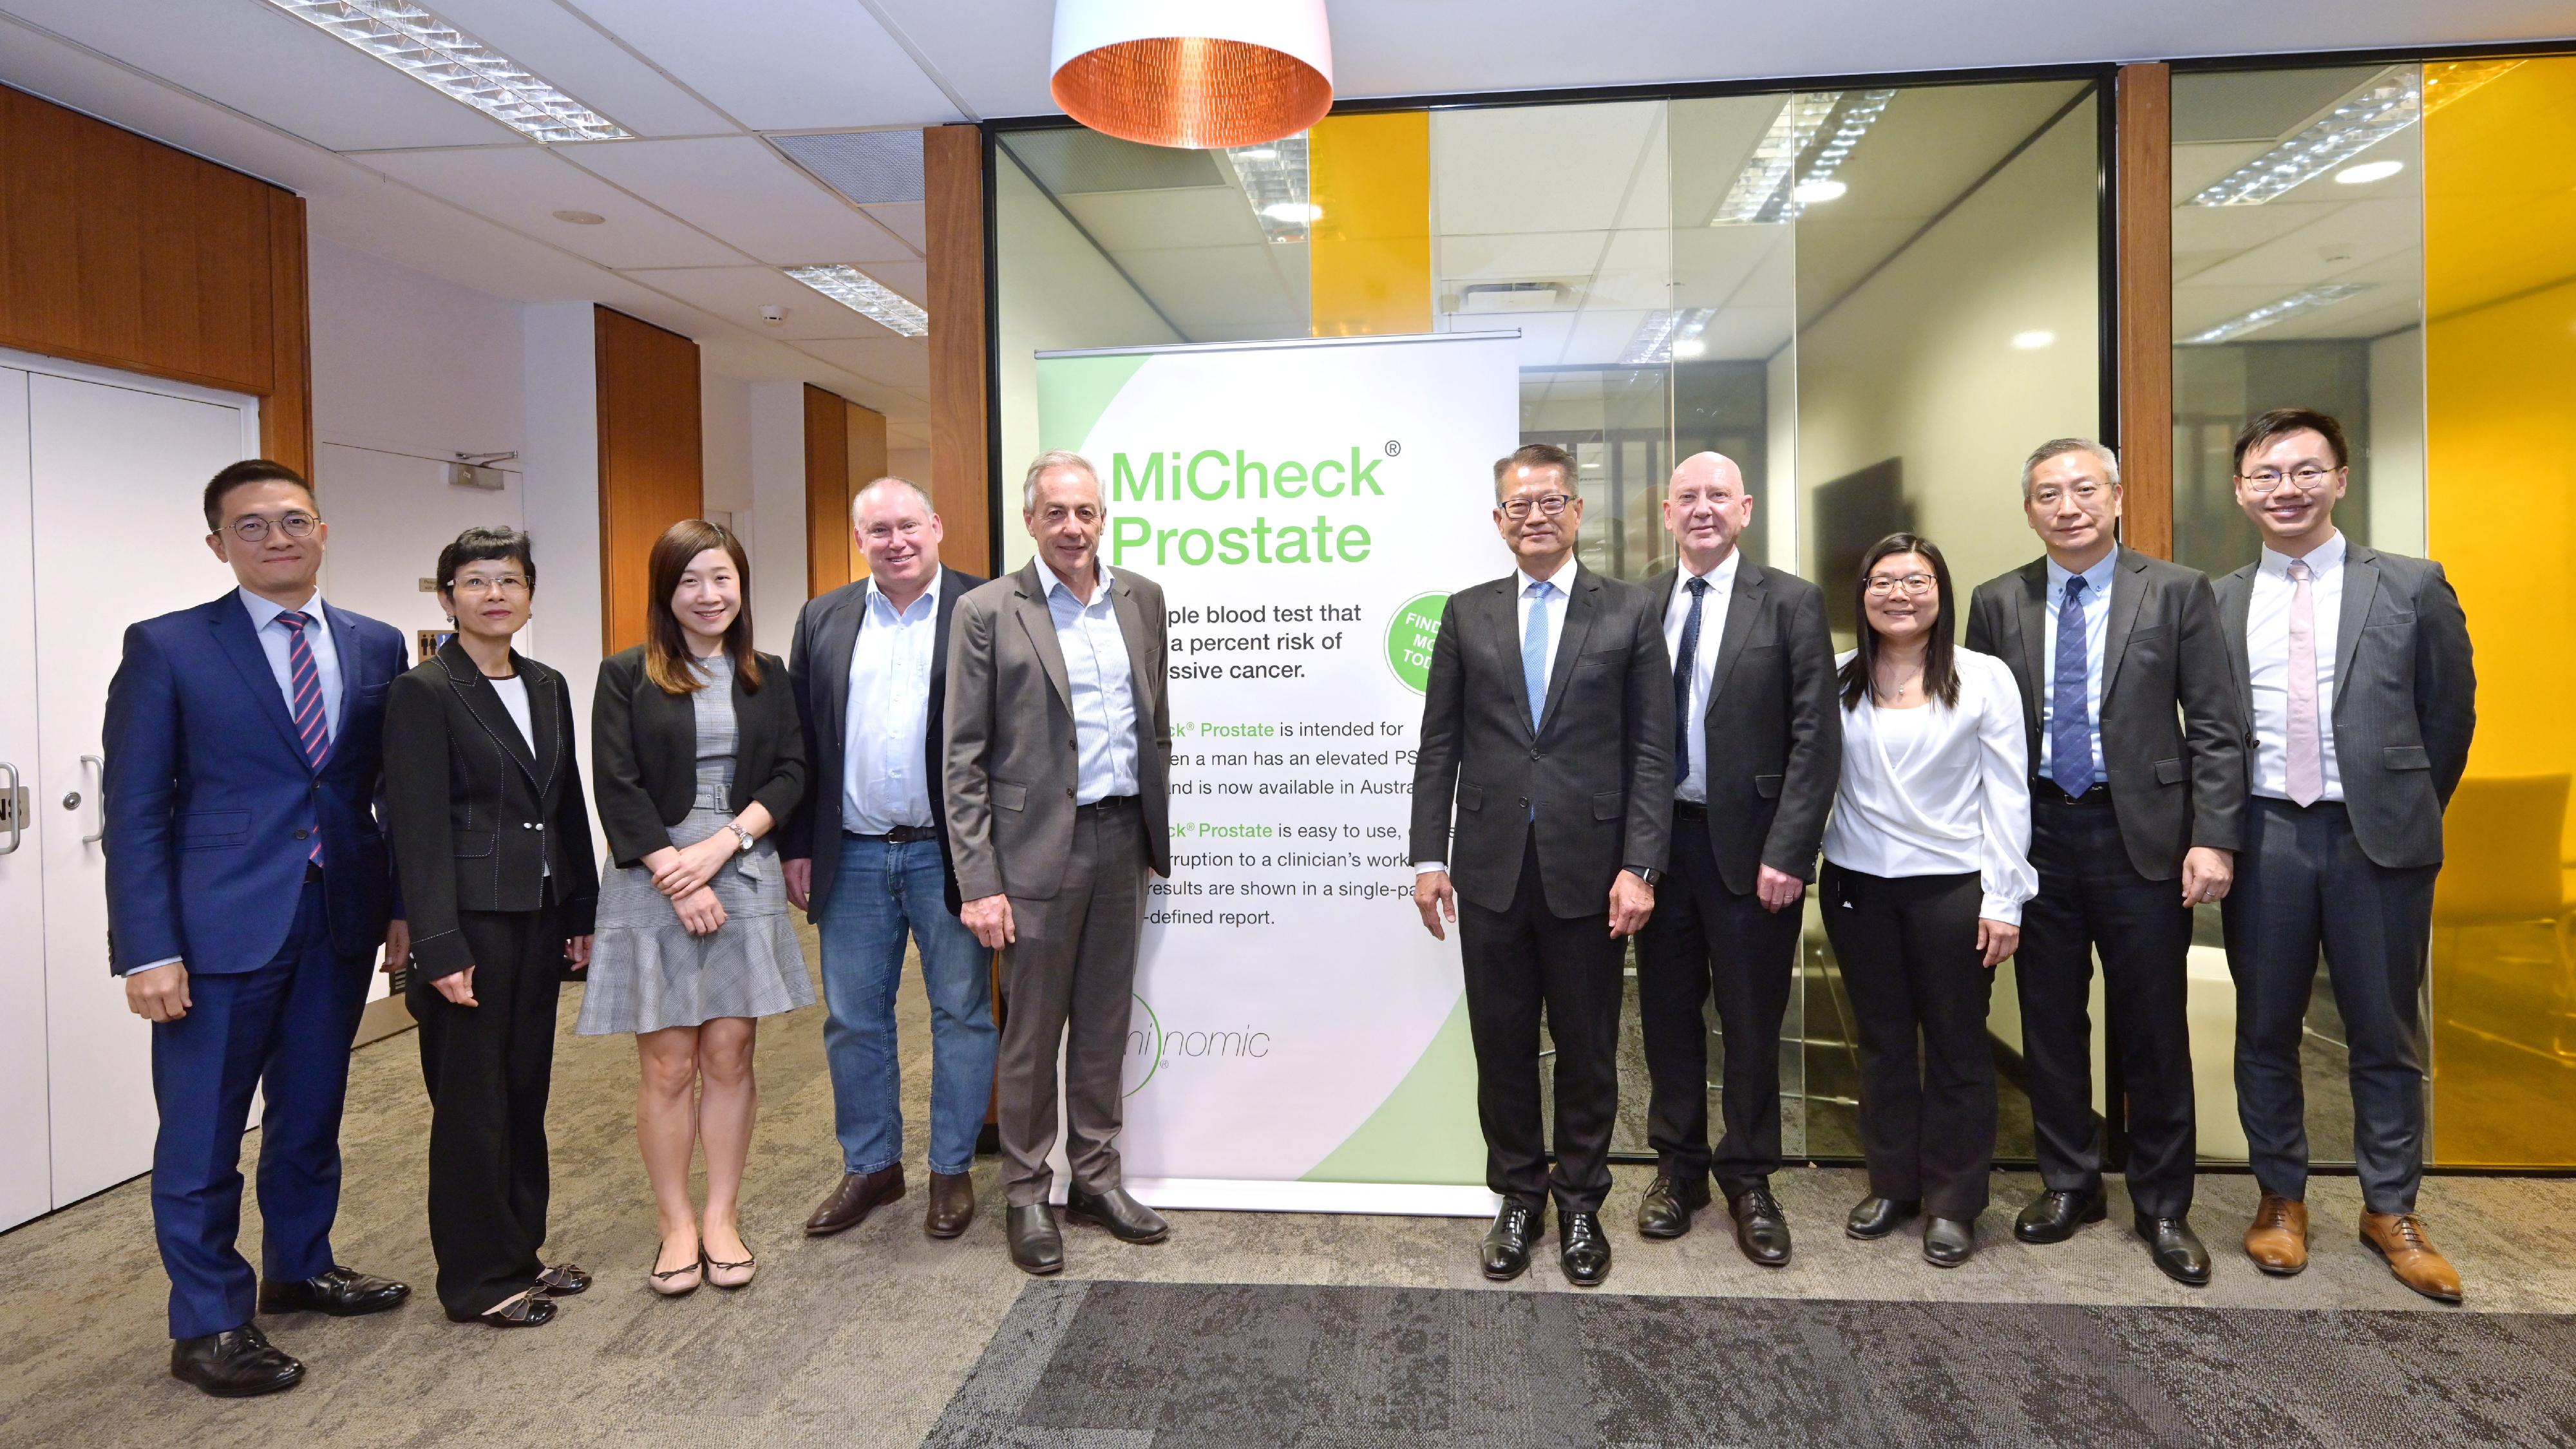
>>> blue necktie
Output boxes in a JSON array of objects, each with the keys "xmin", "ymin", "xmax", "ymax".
[
  {"xmin": 1672, "ymin": 577, "xmax": 1709, "ymax": 783},
  {"xmin": 1522, "ymin": 580, "xmax": 1553, "ymax": 733},
  {"xmin": 2050, "ymin": 576, "xmax": 2093, "ymax": 797}
]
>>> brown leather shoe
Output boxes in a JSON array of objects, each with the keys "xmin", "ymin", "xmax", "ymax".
[
  {"xmin": 2361, "ymin": 1211, "xmax": 2463, "ymax": 1303},
  {"xmin": 925, "ymin": 1171, "xmax": 975, "ymax": 1239},
  {"xmin": 2243, "ymin": 1193, "xmax": 2309, "ymax": 1276},
  {"xmin": 804, "ymin": 1165, "xmax": 905, "ymax": 1236}
]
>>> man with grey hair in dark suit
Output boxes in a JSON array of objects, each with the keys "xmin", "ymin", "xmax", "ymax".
[
  {"xmin": 1965, "ymin": 437, "xmax": 2245, "ymax": 1288},
  {"xmin": 2213, "ymin": 407, "xmax": 2474, "ymax": 1302},
  {"xmin": 1411, "ymin": 441, "xmax": 1674, "ymax": 1289},
  {"xmin": 945, "ymin": 449, "xmax": 1174, "ymax": 1276}
]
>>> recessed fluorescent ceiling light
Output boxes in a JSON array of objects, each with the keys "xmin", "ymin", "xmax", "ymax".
[
  {"xmin": 2186, "ymin": 70, "xmax": 2417, "ymax": 206},
  {"xmin": 2181, "ymin": 284, "xmax": 2368, "ymax": 345},
  {"xmin": 1712, "ymin": 90, "xmax": 1893, "ymax": 226},
  {"xmin": 1620, "ymin": 308, "xmax": 1716, "ymax": 365},
  {"xmin": 784, "ymin": 266, "xmax": 928, "ymax": 337},
  {"xmin": 2335, "ymin": 159, "xmax": 2404, "ymax": 185},
  {"xmin": 1224, "ymin": 135, "xmax": 1313, "ymax": 244},
  {"xmin": 262, "ymin": 0, "xmax": 630, "ymax": 142}
]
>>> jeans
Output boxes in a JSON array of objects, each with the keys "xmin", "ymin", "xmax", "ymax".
[{"xmin": 819, "ymin": 835, "xmax": 997, "ymax": 1178}]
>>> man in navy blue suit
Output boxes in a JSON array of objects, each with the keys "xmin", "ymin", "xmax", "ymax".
[{"xmin": 104, "ymin": 460, "xmax": 413, "ymax": 1397}]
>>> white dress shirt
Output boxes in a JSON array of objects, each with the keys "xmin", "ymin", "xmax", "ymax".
[
  {"xmin": 1417, "ymin": 558, "xmax": 1582, "ymax": 875},
  {"xmin": 1034, "ymin": 556, "xmax": 1141, "ymax": 804},
  {"xmin": 238, "ymin": 585, "xmax": 344, "ymax": 742},
  {"xmin": 2246, "ymin": 530, "xmax": 2346, "ymax": 802},
  {"xmin": 2039, "ymin": 547, "xmax": 2117, "ymax": 786},
  {"xmin": 1821, "ymin": 648, "xmax": 2038, "ymax": 923},
  {"xmin": 1663, "ymin": 550, "xmax": 1739, "ymax": 804},
  {"xmin": 842, "ymin": 568, "xmax": 943, "ymax": 833}
]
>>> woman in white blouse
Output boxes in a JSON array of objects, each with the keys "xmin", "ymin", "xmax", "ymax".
[{"xmin": 1819, "ymin": 533, "xmax": 2036, "ymax": 1268}]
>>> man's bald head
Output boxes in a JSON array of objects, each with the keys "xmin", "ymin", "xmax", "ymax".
[{"xmin": 1663, "ymin": 451, "xmax": 1754, "ymax": 571}]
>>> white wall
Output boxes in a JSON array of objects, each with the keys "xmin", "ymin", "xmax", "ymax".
[
  {"xmin": 703, "ymin": 367, "xmax": 753, "ymax": 518},
  {"xmin": 746, "ymin": 380, "xmax": 807, "ymax": 658},
  {"xmin": 2368, "ymin": 327, "xmax": 2427, "ymax": 556}
]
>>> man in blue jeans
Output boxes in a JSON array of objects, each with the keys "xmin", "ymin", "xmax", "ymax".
[{"xmin": 785, "ymin": 476, "xmax": 996, "ymax": 1240}]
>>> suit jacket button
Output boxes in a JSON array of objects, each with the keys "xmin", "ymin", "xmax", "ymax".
[
  {"xmin": 1531, "ymin": 750, "xmax": 1542, "ymax": 761},
  {"xmin": 293, "ymin": 828, "xmax": 310, "ymax": 840}
]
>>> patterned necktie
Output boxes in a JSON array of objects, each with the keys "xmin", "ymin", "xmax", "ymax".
[
  {"xmin": 2050, "ymin": 575, "xmax": 2093, "ymax": 797},
  {"xmin": 279, "ymin": 611, "xmax": 330, "ymax": 863},
  {"xmin": 1672, "ymin": 577, "xmax": 1710, "ymax": 783},
  {"xmin": 2284, "ymin": 560, "xmax": 2323, "ymax": 806},
  {"xmin": 1521, "ymin": 580, "xmax": 1553, "ymax": 733}
]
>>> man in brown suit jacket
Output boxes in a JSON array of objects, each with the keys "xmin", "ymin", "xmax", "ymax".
[{"xmin": 945, "ymin": 449, "xmax": 1173, "ymax": 1276}]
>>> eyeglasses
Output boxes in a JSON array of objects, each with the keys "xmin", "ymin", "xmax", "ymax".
[
  {"xmin": 2237, "ymin": 466, "xmax": 2340, "ymax": 495},
  {"xmin": 451, "ymin": 574, "xmax": 530, "ymax": 597},
  {"xmin": 223, "ymin": 511, "xmax": 318, "ymax": 542},
  {"xmin": 2029, "ymin": 481, "xmax": 2110, "ymax": 506},
  {"xmin": 1500, "ymin": 493, "xmax": 1575, "ymax": 520},
  {"xmin": 1864, "ymin": 573, "xmax": 1937, "ymax": 598}
]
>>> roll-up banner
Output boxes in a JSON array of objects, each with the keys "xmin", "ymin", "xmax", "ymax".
[{"xmin": 1033, "ymin": 331, "xmax": 1519, "ymax": 1215}]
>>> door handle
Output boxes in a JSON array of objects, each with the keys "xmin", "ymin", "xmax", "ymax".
[
  {"xmin": 79, "ymin": 753, "xmax": 104, "ymax": 845},
  {"xmin": 0, "ymin": 759, "xmax": 21, "ymax": 856}
]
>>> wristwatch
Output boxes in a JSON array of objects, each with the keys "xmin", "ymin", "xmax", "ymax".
[
  {"xmin": 729, "ymin": 823, "xmax": 755, "ymax": 853},
  {"xmin": 1629, "ymin": 867, "xmax": 1662, "ymax": 887}
]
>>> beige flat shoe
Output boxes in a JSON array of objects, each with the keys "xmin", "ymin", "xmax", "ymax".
[
  {"xmin": 705, "ymin": 1245, "xmax": 757, "ymax": 1291},
  {"xmin": 648, "ymin": 1246, "xmax": 703, "ymax": 1298}
]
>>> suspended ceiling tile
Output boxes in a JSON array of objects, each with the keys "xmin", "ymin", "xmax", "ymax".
[
  {"xmin": 1434, "ymin": 101, "xmax": 1669, "ymax": 238},
  {"xmin": 623, "ymin": 266, "xmax": 893, "ymax": 341},
  {"xmin": 861, "ymin": 202, "xmax": 928, "ymax": 251},
  {"xmin": 420, "ymin": 0, "xmax": 734, "ymax": 137},
  {"xmin": 571, "ymin": 0, "xmax": 962, "ymax": 130},
  {"xmin": 1564, "ymin": 308, "xmax": 1660, "ymax": 366},
  {"xmin": 799, "ymin": 337, "xmax": 932, "ymax": 389},
  {"xmin": 363, "ymin": 147, "xmax": 750, "ymax": 269},
  {"xmin": 559, "ymin": 136, "xmax": 914, "ymax": 265},
  {"xmin": 1440, "ymin": 231, "xmax": 1627, "ymax": 285},
  {"xmin": 859, "ymin": 260, "xmax": 929, "ymax": 305}
]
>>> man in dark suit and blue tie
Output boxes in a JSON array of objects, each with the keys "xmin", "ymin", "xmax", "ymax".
[{"xmin": 104, "ymin": 460, "xmax": 413, "ymax": 1396}]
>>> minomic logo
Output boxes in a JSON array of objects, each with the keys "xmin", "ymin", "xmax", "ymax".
[{"xmin": 1122, "ymin": 993, "xmax": 1273, "ymax": 1097}]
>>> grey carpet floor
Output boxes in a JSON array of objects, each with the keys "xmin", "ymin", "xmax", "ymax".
[{"xmin": 931, "ymin": 1280, "xmax": 2576, "ymax": 1448}]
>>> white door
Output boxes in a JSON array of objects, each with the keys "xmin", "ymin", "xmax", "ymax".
[
  {"xmin": 28, "ymin": 367, "xmax": 252, "ymax": 1206},
  {"xmin": 0, "ymin": 368, "xmax": 52, "ymax": 1230}
]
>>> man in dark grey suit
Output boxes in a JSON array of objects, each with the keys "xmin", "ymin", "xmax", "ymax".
[
  {"xmin": 784, "ymin": 477, "xmax": 992, "ymax": 1244},
  {"xmin": 1965, "ymin": 438, "xmax": 2245, "ymax": 1287},
  {"xmin": 945, "ymin": 450, "xmax": 1174, "ymax": 1276},
  {"xmin": 1632, "ymin": 451, "xmax": 1838, "ymax": 1266},
  {"xmin": 2214, "ymin": 408, "xmax": 2474, "ymax": 1303},
  {"xmin": 1411, "ymin": 441, "xmax": 1674, "ymax": 1289}
]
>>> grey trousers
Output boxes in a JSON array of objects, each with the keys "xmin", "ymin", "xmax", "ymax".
[{"xmin": 996, "ymin": 797, "xmax": 1149, "ymax": 1208}]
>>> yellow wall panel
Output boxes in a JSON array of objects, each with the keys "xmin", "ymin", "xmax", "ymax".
[{"xmin": 1307, "ymin": 112, "xmax": 1432, "ymax": 336}]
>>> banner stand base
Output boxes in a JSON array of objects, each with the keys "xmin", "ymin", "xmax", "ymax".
[{"xmin": 1051, "ymin": 1179, "xmax": 1498, "ymax": 1218}]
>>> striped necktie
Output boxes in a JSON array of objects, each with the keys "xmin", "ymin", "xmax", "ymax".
[{"xmin": 278, "ymin": 611, "xmax": 330, "ymax": 863}]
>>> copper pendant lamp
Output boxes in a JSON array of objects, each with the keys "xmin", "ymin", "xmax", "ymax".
[{"xmin": 1050, "ymin": 0, "xmax": 1334, "ymax": 150}]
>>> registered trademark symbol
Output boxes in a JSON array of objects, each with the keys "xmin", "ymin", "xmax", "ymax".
[{"xmin": 1384, "ymin": 439, "xmax": 1401, "ymax": 457}]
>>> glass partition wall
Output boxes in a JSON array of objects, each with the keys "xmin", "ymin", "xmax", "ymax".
[{"xmin": 992, "ymin": 75, "xmax": 2108, "ymax": 1166}]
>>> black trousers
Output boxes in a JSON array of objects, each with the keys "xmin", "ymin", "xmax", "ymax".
[
  {"xmin": 1457, "ymin": 832, "xmax": 1623, "ymax": 1215},
  {"xmin": 410, "ymin": 899, "xmax": 564, "ymax": 1317},
  {"xmin": 2015, "ymin": 788, "xmax": 2198, "ymax": 1218},
  {"xmin": 1821, "ymin": 864, "xmax": 1996, "ymax": 1219},
  {"xmin": 2222, "ymin": 798, "xmax": 2436, "ymax": 1215},
  {"xmin": 1634, "ymin": 806, "xmax": 1803, "ymax": 1197}
]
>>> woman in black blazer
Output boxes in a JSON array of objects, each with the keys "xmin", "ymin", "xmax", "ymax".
[
  {"xmin": 581, "ymin": 519, "xmax": 808, "ymax": 1296},
  {"xmin": 383, "ymin": 527, "xmax": 598, "ymax": 1329}
]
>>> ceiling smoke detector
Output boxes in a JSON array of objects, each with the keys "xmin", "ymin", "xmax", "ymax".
[{"xmin": 760, "ymin": 305, "xmax": 788, "ymax": 326}]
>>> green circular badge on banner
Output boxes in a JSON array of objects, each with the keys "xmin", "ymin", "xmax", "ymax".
[{"xmin": 1386, "ymin": 592, "xmax": 1448, "ymax": 694}]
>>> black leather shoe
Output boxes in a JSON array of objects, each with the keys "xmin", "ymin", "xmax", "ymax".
[
  {"xmin": 2013, "ymin": 1187, "xmax": 2108, "ymax": 1244},
  {"xmin": 1559, "ymin": 1211, "xmax": 1612, "ymax": 1287},
  {"xmin": 1728, "ymin": 1186, "xmax": 1793, "ymax": 1267},
  {"xmin": 1636, "ymin": 1173, "xmax": 1710, "ymax": 1240},
  {"xmin": 1065, "ymin": 1186, "xmax": 1169, "ymax": 1244},
  {"xmin": 256, "ymin": 1266, "xmax": 411, "ymax": 1318},
  {"xmin": 1846, "ymin": 1195, "xmax": 1920, "ymax": 1240},
  {"xmin": 171, "ymin": 1324, "xmax": 303, "ymax": 1398},
  {"xmin": 1007, "ymin": 1204, "xmax": 1063, "ymax": 1276},
  {"xmin": 1922, "ymin": 1216, "xmax": 1977, "ymax": 1267},
  {"xmin": 1480, "ymin": 1201, "xmax": 1540, "ymax": 1282},
  {"xmin": 535, "ymin": 1263, "xmax": 590, "ymax": 1296},
  {"xmin": 2137, "ymin": 1214, "xmax": 2212, "ymax": 1287}
]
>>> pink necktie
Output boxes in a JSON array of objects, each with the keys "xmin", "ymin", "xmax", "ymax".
[{"xmin": 2284, "ymin": 560, "xmax": 2323, "ymax": 806}]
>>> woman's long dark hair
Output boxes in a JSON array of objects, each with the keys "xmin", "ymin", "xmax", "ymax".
[
  {"xmin": 644, "ymin": 519, "xmax": 764, "ymax": 696},
  {"xmin": 1837, "ymin": 532, "xmax": 1960, "ymax": 712}
]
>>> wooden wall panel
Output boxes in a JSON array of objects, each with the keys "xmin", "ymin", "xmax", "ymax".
[
  {"xmin": 2116, "ymin": 63, "xmax": 2175, "ymax": 559},
  {"xmin": 596, "ymin": 307, "xmax": 705, "ymax": 654},
  {"xmin": 0, "ymin": 86, "xmax": 310, "ymax": 476},
  {"xmin": 845, "ymin": 399, "xmax": 887, "ymax": 583},
  {"xmin": 803, "ymin": 383, "xmax": 851, "ymax": 598},
  {"xmin": 924, "ymin": 123, "xmax": 992, "ymax": 574}
]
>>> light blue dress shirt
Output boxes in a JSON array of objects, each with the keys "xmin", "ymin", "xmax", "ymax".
[
  {"xmin": 2039, "ymin": 548, "xmax": 2116, "ymax": 786},
  {"xmin": 238, "ymin": 585, "xmax": 344, "ymax": 742},
  {"xmin": 841, "ymin": 568, "xmax": 943, "ymax": 833},
  {"xmin": 1034, "ymin": 557, "xmax": 1141, "ymax": 804}
]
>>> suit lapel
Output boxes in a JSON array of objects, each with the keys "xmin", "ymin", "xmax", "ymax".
[
  {"xmin": 1704, "ymin": 560, "xmax": 1765, "ymax": 714},
  {"xmin": 1491, "ymin": 583, "xmax": 1537, "ymax": 735},
  {"xmin": 209, "ymin": 594, "xmax": 310, "ymax": 769},
  {"xmin": 2333, "ymin": 544, "xmax": 2379, "ymax": 715},
  {"xmin": 1110, "ymin": 573, "xmax": 1159, "ymax": 731},
  {"xmin": 812, "ymin": 583, "xmax": 868, "ymax": 753},
  {"xmin": 2098, "ymin": 549, "xmax": 2149, "ymax": 701},
  {"xmin": 1537, "ymin": 571, "xmax": 1599, "ymax": 735},
  {"xmin": 524, "ymin": 657, "xmax": 564, "ymax": 797},
  {"xmin": 439, "ymin": 639, "xmax": 542, "ymax": 790},
  {"xmin": 2217, "ymin": 564, "xmax": 2257, "ymax": 724},
  {"xmin": 2013, "ymin": 562, "xmax": 2049, "ymax": 734},
  {"xmin": 1012, "ymin": 562, "xmax": 1074, "ymax": 710},
  {"xmin": 323, "ymin": 601, "xmax": 363, "ymax": 747}
]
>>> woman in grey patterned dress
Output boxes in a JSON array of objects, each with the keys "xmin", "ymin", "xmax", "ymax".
[{"xmin": 584, "ymin": 520, "xmax": 810, "ymax": 1295}]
